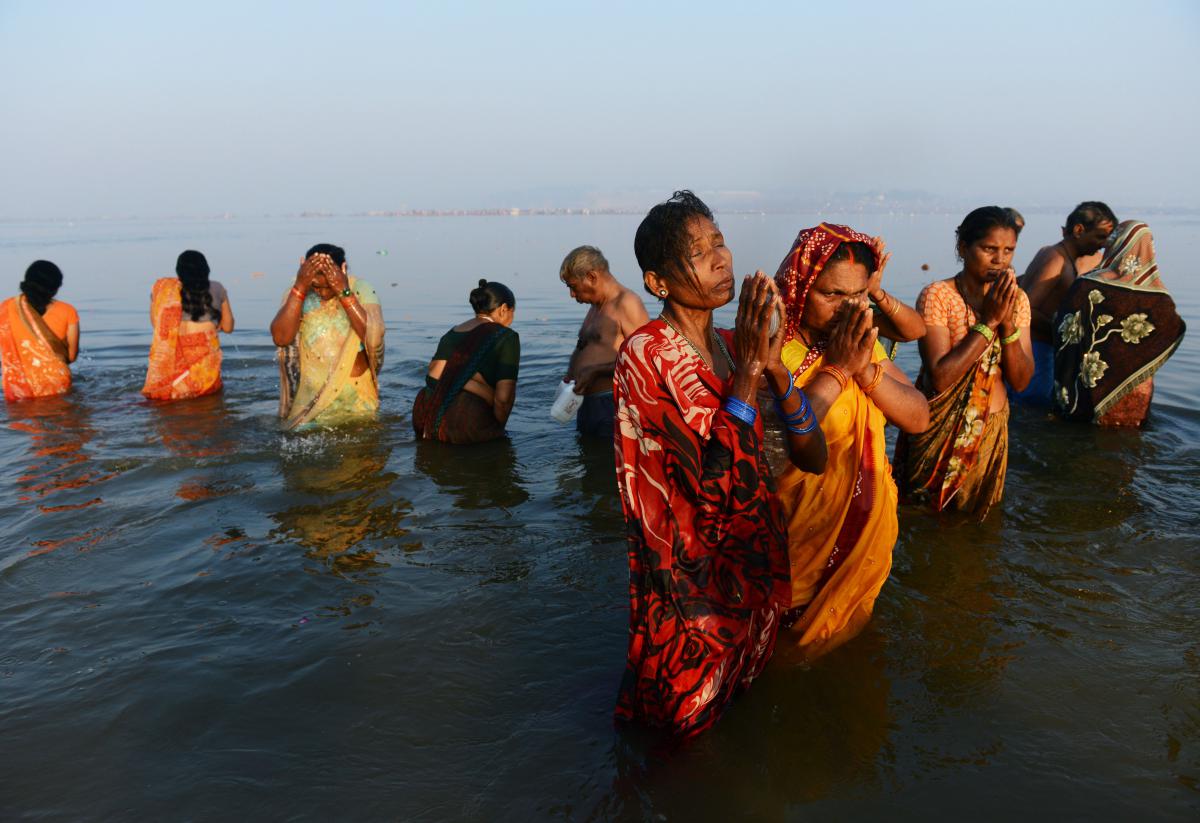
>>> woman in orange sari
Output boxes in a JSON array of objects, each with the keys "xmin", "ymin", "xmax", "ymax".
[
  {"xmin": 0, "ymin": 261, "xmax": 80, "ymax": 402},
  {"xmin": 142, "ymin": 250, "xmax": 235, "ymax": 401},
  {"xmin": 893, "ymin": 207, "xmax": 1034, "ymax": 519},
  {"xmin": 774, "ymin": 225, "xmax": 929, "ymax": 661}
]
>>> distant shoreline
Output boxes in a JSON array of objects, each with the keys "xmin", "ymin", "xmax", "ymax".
[{"xmin": 3, "ymin": 204, "xmax": 1199, "ymax": 224}]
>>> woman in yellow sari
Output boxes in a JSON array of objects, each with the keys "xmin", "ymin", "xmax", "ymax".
[
  {"xmin": 142, "ymin": 250, "xmax": 234, "ymax": 401},
  {"xmin": 774, "ymin": 224, "xmax": 930, "ymax": 661},
  {"xmin": 0, "ymin": 261, "xmax": 80, "ymax": 402},
  {"xmin": 270, "ymin": 244, "xmax": 385, "ymax": 431}
]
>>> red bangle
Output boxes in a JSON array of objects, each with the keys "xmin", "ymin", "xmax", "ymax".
[{"xmin": 289, "ymin": 287, "xmax": 307, "ymax": 302}]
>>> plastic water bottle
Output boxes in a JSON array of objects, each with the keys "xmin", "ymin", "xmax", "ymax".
[{"xmin": 550, "ymin": 380, "xmax": 584, "ymax": 423}]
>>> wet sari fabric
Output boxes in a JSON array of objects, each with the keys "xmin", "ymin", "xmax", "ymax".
[
  {"xmin": 0, "ymin": 296, "xmax": 76, "ymax": 402},
  {"xmin": 412, "ymin": 322, "xmax": 516, "ymax": 444},
  {"xmin": 773, "ymin": 223, "xmax": 897, "ymax": 660},
  {"xmin": 777, "ymin": 339, "xmax": 897, "ymax": 659},
  {"xmin": 142, "ymin": 278, "xmax": 223, "ymax": 401},
  {"xmin": 612, "ymin": 319, "xmax": 789, "ymax": 738},
  {"xmin": 277, "ymin": 277, "xmax": 385, "ymax": 430},
  {"xmin": 1054, "ymin": 221, "xmax": 1185, "ymax": 426},
  {"xmin": 894, "ymin": 278, "xmax": 1029, "ymax": 519}
]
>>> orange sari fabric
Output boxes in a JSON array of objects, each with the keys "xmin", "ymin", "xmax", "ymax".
[
  {"xmin": 0, "ymin": 296, "xmax": 75, "ymax": 401},
  {"xmin": 142, "ymin": 278, "xmax": 222, "ymax": 401},
  {"xmin": 777, "ymin": 340, "xmax": 897, "ymax": 660}
]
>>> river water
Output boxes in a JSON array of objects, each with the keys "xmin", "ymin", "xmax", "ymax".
[{"xmin": 1, "ymin": 212, "xmax": 1197, "ymax": 820}]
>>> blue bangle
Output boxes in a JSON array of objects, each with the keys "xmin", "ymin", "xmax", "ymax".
[
  {"xmin": 777, "ymin": 389, "xmax": 812, "ymax": 424},
  {"xmin": 723, "ymin": 396, "xmax": 757, "ymax": 426},
  {"xmin": 788, "ymin": 414, "xmax": 818, "ymax": 435},
  {"xmin": 770, "ymin": 369, "xmax": 795, "ymax": 403}
]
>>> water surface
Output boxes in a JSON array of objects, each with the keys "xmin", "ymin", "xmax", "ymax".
[{"xmin": 1, "ymin": 213, "xmax": 1197, "ymax": 819}]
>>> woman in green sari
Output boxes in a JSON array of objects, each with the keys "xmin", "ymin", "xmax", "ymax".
[
  {"xmin": 413, "ymin": 279, "xmax": 520, "ymax": 444},
  {"xmin": 270, "ymin": 244, "xmax": 386, "ymax": 430}
]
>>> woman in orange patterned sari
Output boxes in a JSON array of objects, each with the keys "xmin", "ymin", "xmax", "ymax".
[
  {"xmin": 142, "ymin": 250, "xmax": 235, "ymax": 401},
  {"xmin": 893, "ymin": 207, "xmax": 1034, "ymax": 519},
  {"xmin": 0, "ymin": 261, "xmax": 80, "ymax": 402},
  {"xmin": 774, "ymin": 224, "xmax": 929, "ymax": 661}
]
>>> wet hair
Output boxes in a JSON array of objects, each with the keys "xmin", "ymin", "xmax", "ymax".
[
  {"xmin": 176, "ymin": 250, "xmax": 217, "ymax": 322},
  {"xmin": 1065, "ymin": 201, "xmax": 1117, "ymax": 233},
  {"xmin": 559, "ymin": 245, "xmax": 609, "ymax": 282},
  {"xmin": 955, "ymin": 206, "xmax": 1022, "ymax": 259},
  {"xmin": 20, "ymin": 260, "xmax": 63, "ymax": 315},
  {"xmin": 825, "ymin": 240, "xmax": 876, "ymax": 272},
  {"xmin": 633, "ymin": 190, "xmax": 714, "ymax": 296},
  {"xmin": 470, "ymin": 279, "xmax": 515, "ymax": 313},
  {"xmin": 305, "ymin": 243, "xmax": 346, "ymax": 267}
]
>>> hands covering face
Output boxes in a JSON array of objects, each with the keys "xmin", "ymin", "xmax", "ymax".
[
  {"xmin": 824, "ymin": 299, "xmax": 878, "ymax": 377},
  {"xmin": 294, "ymin": 254, "xmax": 349, "ymax": 295}
]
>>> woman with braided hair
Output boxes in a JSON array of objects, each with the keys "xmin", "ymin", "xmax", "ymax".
[{"xmin": 142, "ymin": 250, "xmax": 234, "ymax": 401}]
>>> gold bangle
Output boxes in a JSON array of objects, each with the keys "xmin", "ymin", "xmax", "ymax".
[
  {"xmin": 289, "ymin": 287, "xmax": 307, "ymax": 302},
  {"xmin": 818, "ymin": 364, "xmax": 849, "ymax": 392},
  {"xmin": 861, "ymin": 362, "xmax": 885, "ymax": 395}
]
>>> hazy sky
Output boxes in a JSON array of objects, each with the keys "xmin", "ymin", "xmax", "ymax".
[{"xmin": 2, "ymin": 0, "xmax": 1198, "ymax": 217}]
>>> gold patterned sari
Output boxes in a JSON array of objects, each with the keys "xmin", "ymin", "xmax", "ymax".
[{"xmin": 278, "ymin": 277, "xmax": 385, "ymax": 430}]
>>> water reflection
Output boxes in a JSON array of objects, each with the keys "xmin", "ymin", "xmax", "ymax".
[
  {"xmin": 149, "ymin": 394, "xmax": 246, "ymax": 501},
  {"xmin": 271, "ymin": 426, "xmax": 412, "ymax": 575},
  {"xmin": 414, "ymin": 436, "xmax": 529, "ymax": 511},
  {"xmin": 7, "ymin": 395, "xmax": 107, "ymax": 511}
]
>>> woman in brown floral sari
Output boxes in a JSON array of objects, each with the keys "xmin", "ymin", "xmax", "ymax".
[
  {"xmin": 893, "ymin": 207, "xmax": 1034, "ymax": 520},
  {"xmin": 1053, "ymin": 220, "xmax": 1185, "ymax": 426}
]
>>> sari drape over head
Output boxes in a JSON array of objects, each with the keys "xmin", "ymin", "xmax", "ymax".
[
  {"xmin": 613, "ymin": 320, "xmax": 789, "ymax": 738},
  {"xmin": 893, "ymin": 279, "xmax": 1022, "ymax": 519},
  {"xmin": 0, "ymin": 296, "xmax": 75, "ymax": 402},
  {"xmin": 142, "ymin": 278, "xmax": 222, "ymax": 401},
  {"xmin": 773, "ymin": 223, "xmax": 897, "ymax": 660},
  {"xmin": 278, "ymin": 277, "xmax": 385, "ymax": 431},
  {"xmin": 412, "ymin": 322, "xmax": 514, "ymax": 444},
  {"xmin": 1053, "ymin": 220, "xmax": 1185, "ymax": 426}
]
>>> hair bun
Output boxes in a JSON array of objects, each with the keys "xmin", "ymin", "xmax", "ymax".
[{"xmin": 478, "ymin": 278, "xmax": 488, "ymax": 288}]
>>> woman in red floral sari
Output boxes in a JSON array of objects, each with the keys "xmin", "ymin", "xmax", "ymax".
[{"xmin": 613, "ymin": 191, "xmax": 827, "ymax": 738}]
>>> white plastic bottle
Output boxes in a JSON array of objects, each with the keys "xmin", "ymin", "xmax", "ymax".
[{"xmin": 550, "ymin": 380, "xmax": 584, "ymax": 423}]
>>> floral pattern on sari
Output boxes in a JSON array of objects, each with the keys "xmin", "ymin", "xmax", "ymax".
[
  {"xmin": 613, "ymin": 320, "xmax": 789, "ymax": 738},
  {"xmin": 277, "ymin": 277, "xmax": 385, "ymax": 431},
  {"xmin": 1054, "ymin": 221, "xmax": 1185, "ymax": 424},
  {"xmin": 142, "ymin": 278, "xmax": 223, "ymax": 401},
  {"xmin": 0, "ymin": 296, "xmax": 74, "ymax": 402}
]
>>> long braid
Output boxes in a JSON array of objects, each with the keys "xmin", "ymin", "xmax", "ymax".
[{"xmin": 176, "ymin": 250, "xmax": 216, "ymax": 322}]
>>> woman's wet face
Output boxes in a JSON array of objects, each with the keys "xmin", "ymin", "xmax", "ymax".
[
  {"xmin": 960, "ymin": 226, "xmax": 1017, "ymax": 282},
  {"xmin": 669, "ymin": 216, "xmax": 735, "ymax": 308},
  {"xmin": 801, "ymin": 258, "xmax": 869, "ymax": 335}
]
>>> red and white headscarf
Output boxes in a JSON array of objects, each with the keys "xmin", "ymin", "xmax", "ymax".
[{"xmin": 775, "ymin": 222, "xmax": 876, "ymax": 340}]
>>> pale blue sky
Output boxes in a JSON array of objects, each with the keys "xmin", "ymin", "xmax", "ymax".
[{"xmin": 2, "ymin": 0, "xmax": 1197, "ymax": 217}]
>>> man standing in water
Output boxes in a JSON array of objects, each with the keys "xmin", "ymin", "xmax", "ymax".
[
  {"xmin": 560, "ymin": 246, "xmax": 649, "ymax": 438},
  {"xmin": 1014, "ymin": 201, "xmax": 1117, "ymax": 405}
]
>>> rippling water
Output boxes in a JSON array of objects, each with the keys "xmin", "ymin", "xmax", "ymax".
[{"xmin": 1, "ymin": 213, "xmax": 1197, "ymax": 819}]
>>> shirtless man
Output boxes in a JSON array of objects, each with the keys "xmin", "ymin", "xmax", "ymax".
[
  {"xmin": 560, "ymin": 245, "xmax": 650, "ymax": 438},
  {"xmin": 1014, "ymin": 201, "xmax": 1117, "ymax": 405}
]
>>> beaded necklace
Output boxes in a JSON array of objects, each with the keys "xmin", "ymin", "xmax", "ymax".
[{"xmin": 659, "ymin": 315, "xmax": 736, "ymax": 375}]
